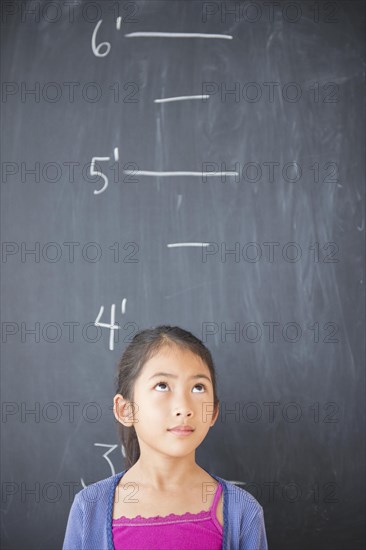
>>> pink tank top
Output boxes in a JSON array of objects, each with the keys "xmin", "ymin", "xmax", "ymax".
[{"xmin": 112, "ymin": 481, "xmax": 223, "ymax": 550}]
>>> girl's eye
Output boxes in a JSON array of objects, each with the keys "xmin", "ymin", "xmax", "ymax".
[{"xmin": 154, "ymin": 381, "xmax": 206, "ymax": 393}]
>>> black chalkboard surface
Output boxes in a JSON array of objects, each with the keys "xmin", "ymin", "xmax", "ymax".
[{"xmin": 1, "ymin": 1, "xmax": 365, "ymax": 549}]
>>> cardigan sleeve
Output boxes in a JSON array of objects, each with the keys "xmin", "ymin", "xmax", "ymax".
[
  {"xmin": 240, "ymin": 506, "xmax": 268, "ymax": 550},
  {"xmin": 62, "ymin": 492, "xmax": 84, "ymax": 550}
]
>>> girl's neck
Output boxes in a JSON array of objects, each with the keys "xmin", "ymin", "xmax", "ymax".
[{"xmin": 125, "ymin": 459, "xmax": 207, "ymax": 491}]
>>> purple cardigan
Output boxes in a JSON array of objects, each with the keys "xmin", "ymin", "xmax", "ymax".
[{"xmin": 62, "ymin": 468, "xmax": 268, "ymax": 550}]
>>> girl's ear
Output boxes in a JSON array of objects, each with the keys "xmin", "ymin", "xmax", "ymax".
[
  {"xmin": 210, "ymin": 402, "xmax": 220, "ymax": 426},
  {"xmin": 113, "ymin": 394, "xmax": 136, "ymax": 427}
]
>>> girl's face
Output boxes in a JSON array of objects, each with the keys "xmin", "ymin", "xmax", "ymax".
[{"xmin": 121, "ymin": 345, "xmax": 219, "ymax": 460}]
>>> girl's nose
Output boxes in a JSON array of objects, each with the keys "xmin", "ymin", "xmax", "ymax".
[{"xmin": 173, "ymin": 404, "xmax": 193, "ymax": 417}]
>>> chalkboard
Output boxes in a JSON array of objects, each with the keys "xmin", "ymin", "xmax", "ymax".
[{"xmin": 1, "ymin": 1, "xmax": 365, "ymax": 549}]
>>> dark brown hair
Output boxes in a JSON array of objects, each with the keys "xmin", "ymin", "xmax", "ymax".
[{"xmin": 114, "ymin": 325, "xmax": 220, "ymax": 469}]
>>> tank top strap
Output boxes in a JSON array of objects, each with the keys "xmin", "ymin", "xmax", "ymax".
[{"xmin": 209, "ymin": 481, "xmax": 222, "ymax": 518}]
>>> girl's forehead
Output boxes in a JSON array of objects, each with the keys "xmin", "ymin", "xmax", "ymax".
[{"xmin": 139, "ymin": 345, "xmax": 209, "ymax": 377}]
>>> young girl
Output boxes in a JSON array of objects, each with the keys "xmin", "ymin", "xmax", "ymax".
[{"xmin": 63, "ymin": 325, "xmax": 268, "ymax": 549}]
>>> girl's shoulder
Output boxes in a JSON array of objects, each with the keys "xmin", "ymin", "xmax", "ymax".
[
  {"xmin": 215, "ymin": 476, "xmax": 268, "ymax": 549},
  {"xmin": 213, "ymin": 474, "xmax": 264, "ymax": 515},
  {"xmin": 73, "ymin": 471, "xmax": 123, "ymax": 508}
]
